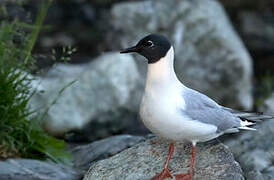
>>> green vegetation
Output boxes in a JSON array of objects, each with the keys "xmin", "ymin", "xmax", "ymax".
[{"xmin": 0, "ymin": 1, "xmax": 71, "ymax": 164}]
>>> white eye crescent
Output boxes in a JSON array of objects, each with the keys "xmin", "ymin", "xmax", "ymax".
[{"xmin": 147, "ymin": 40, "xmax": 154, "ymax": 47}]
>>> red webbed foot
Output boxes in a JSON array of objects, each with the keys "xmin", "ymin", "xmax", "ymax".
[
  {"xmin": 150, "ymin": 142, "xmax": 174, "ymax": 180},
  {"xmin": 150, "ymin": 167, "xmax": 173, "ymax": 180},
  {"xmin": 175, "ymin": 172, "xmax": 192, "ymax": 180},
  {"xmin": 175, "ymin": 144, "xmax": 196, "ymax": 180}
]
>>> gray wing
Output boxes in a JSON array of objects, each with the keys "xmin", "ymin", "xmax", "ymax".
[{"xmin": 181, "ymin": 88, "xmax": 241, "ymax": 132}]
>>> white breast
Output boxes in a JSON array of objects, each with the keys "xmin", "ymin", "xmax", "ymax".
[{"xmin": 140, "ymin": 84, "xmax": 186, "ymax": 140}]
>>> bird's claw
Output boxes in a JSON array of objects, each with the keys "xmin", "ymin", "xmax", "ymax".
[
  {"xmin": 150, "ymin": 168, "xmax": 173, "ymax": 180},
  {"xmin": 175, "ymin": 171, "xmax": 193, "ymax": 180}
]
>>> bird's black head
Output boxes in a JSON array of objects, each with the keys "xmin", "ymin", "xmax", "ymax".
[{"xmin": 120, "ymin": 34, "xmax": 171, "ymax": 64}]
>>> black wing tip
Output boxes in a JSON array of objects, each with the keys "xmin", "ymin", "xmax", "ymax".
[{"xmin": 223, "ymin": 106, "xmax": 274, "ymax": 122}]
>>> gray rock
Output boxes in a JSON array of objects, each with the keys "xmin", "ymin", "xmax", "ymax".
[
  {"xmin": 84, "ymin": 137, "xmax": 244, "ymax": 180},
  {"xmin": 109, "ymin": 0, "xmax": 253, "ymax": 109},
  {"xmin": 219, "ymin": 0, "xmax": 274, "ymax": 10},
  {"xmin": 258, "ymin": 93, "xmax": 274, "ymax": 114},
  {"xmin": 71, "ymin": 135, "xmax": 145, "ymax": 171},
  {"xmin": 263, "ymin": 166, "xmax": 274, "ymax": 180},
  {"xmin": 220, "ymin": 1, "xmax": 274, "ymax": 79},
  {"xmin": 238, "ymin": 150, "xmax": 271, "ymax": 172},
  {"xmin": 30, "ymin": 52, "xmax": 142, "ymax": 138},
  {"xmin": 224, "ymin": 119, "xmax": 274, "ymax": 178},
  {"xmin": 0, "ymin": 1, "xmax": 32, "ymax": 23},
  {"xmin": 245, "ymin": 170, "xmax": 265, "ymax": 180},
  {"xmin": 238, "ymin": 11, "xmax": 274, "ymax": 53},
  {"xmin": 0, "ymin": 158, "xmax": 82, "ymax": 180}
]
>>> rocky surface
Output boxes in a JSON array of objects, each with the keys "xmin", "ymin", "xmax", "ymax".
[
  {"xmin": 237, "ymin": 11, "xmax": 274, "ymax": 78},
  {"xmin": 0, "ymin": 158, "xmax": 82, "ymax": 180},
  {"xmin": 30, "ymin": 52, "xmax": 142, "ymax": 138},
  {"xmin": 109, "ymin": 0, "xmax": 253, "ymax": 110},
  {"xmin": 224, "ymin": 120, "xmax": 274, "ymax": 179},
  {"xmin": 224, "ymin": 97, "xmax": 274, "ymax": 179},
  {"xmin": 220, "ymin": 0, "xmax": 274, "ymax": 9},
  {"xmin": 84, "ymin": 137, "xmax": 244, "ymax": 180},
  {"xmin": 238, "ymin": 11, "xmax": 274, "ymax": 54},
  {"xmin": 219, "ymin": 0, "xmax": 274, "ymax": 79},
  {"xmin": 0, "ymin": 1, "xmax": 31, "ymax": 23},
  {"xmin": 71, "ymin": 134, "xmax": 145, "ymax": 171},
  {"xmin": 258, "ymin": 93, "xmax": 274, "ymax": 114}
]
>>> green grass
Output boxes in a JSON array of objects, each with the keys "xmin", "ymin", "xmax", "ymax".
[{"xmin": 0, "ymin": 1, "xmax": 71, "ymax": 164}]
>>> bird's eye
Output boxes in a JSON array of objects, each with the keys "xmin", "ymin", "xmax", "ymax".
[{"xmin": 144, "ymin": 40, "xmax": 154, "ymax": 47}]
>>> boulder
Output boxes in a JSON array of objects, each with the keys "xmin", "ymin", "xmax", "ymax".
[
  {"xmin": 219, "ymin": 1, "xmax": 274, "ymax": 78},
  {"xmin": 224, "ymin": 120, "xmax": 274, "ymax": 179},
  {"xmin": 30, "ymin": 52, "xmax": 142, "ymax": 138},
  {"xmin": 238, "ymin": 11, "xmax": 274, "ymax": 53},
  {"xmin": 71, "ymin": 134, "xmax": 145, "ymax": 171},
  {"xmin": 258, "ymin": 93, "xmax": 274, "ymax": 114},
  {"xmin": 224, "ymin": 95, "xmax": 274, "ymax": 179},
  {"xmin": 0, "ymin": 1, "xmax": 32, "ymax": 23},
  {"xmin": 0, "ymin": 158, "xmax": 82, "ymax": 180},
  {"xmin": 109, "ymin": 0, "xmax": 253, "ymax": 109},
  {"xmin": 237, "ymin": 11, "xmax": 274, "ymax": 78},
  {"xmin": 219, "ymin": 0, "xmax": 274, "ymax": 10},
  {"xmin": 84, "ymin": 137, "xmax": 244, "ymax": 180}
]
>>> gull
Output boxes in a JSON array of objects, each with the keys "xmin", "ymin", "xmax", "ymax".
[{"xmin": 120, "ymin": 34, "xmax": 272, "ymax": 180}]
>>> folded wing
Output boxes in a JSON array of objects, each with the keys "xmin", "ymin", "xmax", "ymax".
[{"xmin": 181, "ymin": 88, "xmax": 261, "ymax": 133}]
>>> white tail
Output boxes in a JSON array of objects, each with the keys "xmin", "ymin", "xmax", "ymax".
[{"xmin": 238, "ymin": 120, "xmax": 256, "ymax": 131}]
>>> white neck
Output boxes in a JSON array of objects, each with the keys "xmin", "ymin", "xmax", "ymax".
[{"xmin": 145, "ymin": 47, "xmax": 180, "ymax": 87}]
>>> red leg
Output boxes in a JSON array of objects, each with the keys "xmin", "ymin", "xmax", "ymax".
[
  {"xmin": 175, "ymin": 144, "xmax": 196, "ymax": 180},
  {"xmin": 150, "ymin": 142, "xmax": 174, "ymax": 180}
]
